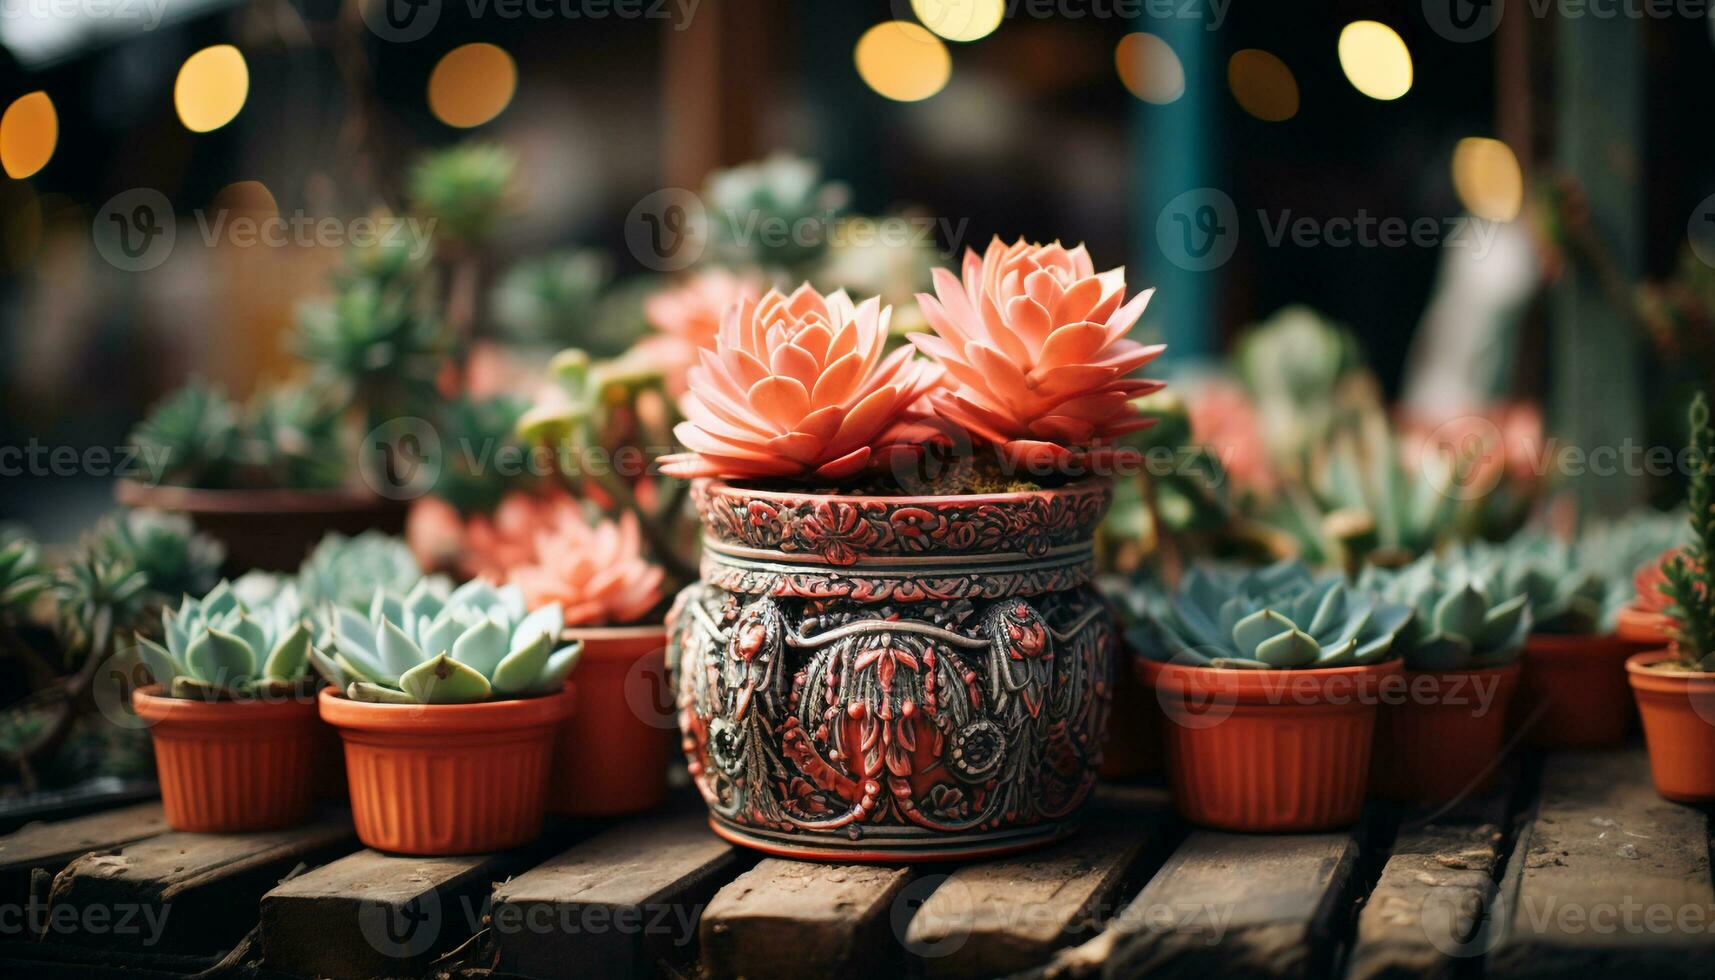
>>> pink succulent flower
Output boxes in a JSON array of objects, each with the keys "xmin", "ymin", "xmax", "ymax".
[
  {"xmin": 660, "ymin": 283, "xmax": 941, "ymax": 482},
  {"xmin": 638, "ymin": 270, "xmax": 763, "ymax": 397},
  {"xmin": 407, "ymin": 492, "xmax": 565, "ymax": 583},
  {"xmin": 910, "ymin": 237, "xmax": 1166, "ymax": 473},
  {"xmin": 1185, "ymin": 378, "xmax": 1276, "ymax": 494},
  {"xmin": 508, "ymin": 504, "xmax": 665, "ymax": 627}
]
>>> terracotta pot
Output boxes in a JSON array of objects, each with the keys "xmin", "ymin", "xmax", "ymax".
[
  {"xmin": 1515, "ymin": 633, "xmax": 1642, "ymax": 748},
  {"xmin": 1141, "ymin": 658, "xmax": 1402, "ymax": 832},
  {"xmin": 115, "ymin": 479, "xmax": 407, "ymax": 573},
  {"xmin": 1103, "ymin": 649, "xmax": 1163, "ymax": 780},
  {"xmin": 670, "ymin": 478, "xmax": 1118, "ymax": 862},
  {"xmin": 1369, "ymin": 665, "xmax": 1521, "ymax": 804},
  {"xmin": 319, "ymin": 686, "xmax": 573, "ymax": 855},
  {"xmin": 551, "ymin": 624, "xmax": 675, "ymax": 816},
  {"xmin": 1628, "ymin": 650, "xmax": 1715, "ymax": 803},
  {"xmin": 132, "ymin": 685, "xmax": 320, "ymax": 832},
  {"xmin": 1615, "ymin": 604, "xmax": 1675, "ymax": 648}
]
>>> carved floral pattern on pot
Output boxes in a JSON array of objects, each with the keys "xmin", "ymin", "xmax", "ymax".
[
  {"xmin": 670, "ymin": 479, "xmax": 1116, "ymax": 860},
  {"xmin": 692, "ymin": 479, "xmax": 1112, "ymax": 563}
]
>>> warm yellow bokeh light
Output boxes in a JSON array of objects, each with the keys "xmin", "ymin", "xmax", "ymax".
[
  {"xmin": 1228, "ymin": 50, "xmax": 1299, "ymax": 122},
  {"xmin": 1115, "ymin": 33, "xmax": 1185, "ymax": 105},
  {"xmin": 912, "ymin": 0, "xmax": 1003, "ymax": 43},
  {"xmin": 427, "ymin": 43, "xmax": 518, "ymax": 129},
  {"xmin": 214, "ymin": 179, "xmax": 279, "ymax": 218},
  {"xmin": 855, "ymin": 22, "xmax": 952, "ymax": 102},
  {"xmin": 1, "ymin": 91, "xmax": 57, "ymax": 179},
  {"xmin": 1452, "ymin": 137, "xmax": 1524, "ymax": 222},
  {"xmin": 1338, "ymin": 21, "xmax": 1413, "ymax": 101},
  {"xmin": 175, "ymin": 45, "xmax": 250, "ymax": 133}
]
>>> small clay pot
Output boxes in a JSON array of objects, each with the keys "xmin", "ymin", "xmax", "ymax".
[
  {"xmin": 551, "ymin": 624, "xmax": 674, "ymax": 817},
  {"xmin": 1369, "ymin": 664, "xmax": 1521, "ymax": 804},
  {"xmin": 1627, "ymin": 650, "xmax": 1715, "ymax": 803}
]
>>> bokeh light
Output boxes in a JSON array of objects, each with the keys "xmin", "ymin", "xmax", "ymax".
[
  {"xmin": 912, "ymin": 0, "xmax": 1004, "ymax": 43},
  {"xmin": 1338, "ymin": 21, "xmax": 1413, "ymax": 101},
  {"xmin": 428, "ymin": 43, "xmax": 518, "ymax": 129},
  {"xmin": 0, "ymin": 91, "xmax": 57, "ymax": 179},
  {"xmin": 1116, "ymin": 33, "xmax": 1185, "ymax": 105},
  {"xmin": 855, "ymin": 22, "xmax": 952, "ymax": 102},
  {"xmin": 1228, "ymin": 50, "xmax": 1299, "ymax": 122},
  {"xmin": 1452, "ymin": 137, "xmax": 1524, "ymax": 222},
  {"xmin": 175, "ymin": 45, "xmax": 250, "ymax": 133}
]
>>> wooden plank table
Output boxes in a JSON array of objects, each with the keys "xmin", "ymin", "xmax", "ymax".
[{"xmin": 0, "ymin": 747, "xmax": 1710, "ymax": 979}]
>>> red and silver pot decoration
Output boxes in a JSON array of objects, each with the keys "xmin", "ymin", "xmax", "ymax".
[{"xmin": 669, "ymin": 478, "xmax": 1116, "ymax": 861}]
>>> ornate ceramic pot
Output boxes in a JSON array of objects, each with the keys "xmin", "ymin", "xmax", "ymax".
[{"xmin": 668, "ymin": 478, "xmax": 1117, "ymax": 861}]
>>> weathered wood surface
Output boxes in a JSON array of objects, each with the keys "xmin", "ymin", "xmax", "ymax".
[
  {"xmin": 1488, "ymin": 748, "xmax": 1715, "ymax": 979},
  {"xmin": 905, "ymin": 820, "xmax": 1173, "ymax": 979},
  {"xmin": 1045, "ymin": 825, "xmax": 1369, "ymax": 979},
  {"xmin": 491, "ymin": 812, "xmax": 741, "ymax": 980},
  {"xmin": 260, "ymin": 846, "xmax": 545, "ymax": 979},
  {"xmin": 0, "ymin": 802, "xmax": 168, "ymax": 907},
  {"xmin": 1347, "ymin": 773, "xmax": 1520, "ymax": 980},
  {"xmin": 40, "ymin": 813, "xmax": 354, "ymax": 953},
  {"xmin": 700, "ymin": 858, "xmax": 915, "ymax": 980}
]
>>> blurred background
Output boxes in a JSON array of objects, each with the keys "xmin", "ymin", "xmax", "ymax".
[{"xmin": 3, "ymin": 0, "xmax": 1715, "ymax": 535}]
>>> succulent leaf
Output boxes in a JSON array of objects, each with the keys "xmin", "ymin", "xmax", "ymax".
[{"xmin": 400, "ymin": 653, "xmax": 494, "ymax": 704}]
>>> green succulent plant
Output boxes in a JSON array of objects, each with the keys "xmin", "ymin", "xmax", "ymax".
[
  {"xmin": 297, "ymin": 531, "xmax": 429, "ymax": 612},
  {"xmin": 1663, "ymin": 393, "xmax": 1715, "ymax": 670},
  {"xmin": 0, "ymin": 527, "xmax": 49, "ymax": 617},
  {"xmin": 292, "ymin": 277, "xmax": 446, "ymax": 423},
  {"xmin": 53, "ymin": 550, "xmax": 151, "ymax": 652},
  {"xmin": 135, "ymin": 580, "xmax": 312, "ymax": 699},
  {"xmin": 704, "ymin": 154, "xmax": 849, "ymax": 271},
  {"xmin": 1462, "ymin": 536, "xmax": 1609, "ymax": 635},
  {"xmin": 1267, "ymin": 415, "xmax": 1461, "ymax": 573},
  {"xmin": 1133, "ymin": 560, "xmax": 1410, "ymax": 669},
  {"xmin": 430, "ymin": 394, "xmax": 533, "ymax": 514},
  {"xmin": 309, "ymin": 580, "xmax": 581, "ymax": 704},
  {"xmin": 409, "ymin": 143, "xmax": 517, "ymax": 246},
  {"xmin": 1359, "ymin": 554, "xmax": 1532, "ymax": 670},
  {"xmin": 130, "ymin": 380, "xmax": 241, "ymax": 488},
  {"xmin": 243, "ymin": 380, "xmax": 348, "ymax": 489},
  {"xmin": 1579, "ymin": 508, "xmax": 1690, "ymax": 624},
  {"xmin": 95, "ymin": 509, "xmax": 225, "ymax": 603},
  {"xmin": 491, "ymin": 250, "xmax": 614, "ymax": 347},
  {"xmin": 1233, "ymin": 306, "xmax": 1364, "ymax": 462}
]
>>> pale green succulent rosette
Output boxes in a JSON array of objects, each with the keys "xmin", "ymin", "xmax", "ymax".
[
  {"xmin": 1133, "ymin": 561, "xmax": 1411, "ymax": 670},
  {"xmin": 297, "ymin": 531, "xmax": 431, "ymax": 612},
  {"xmin": 1460, "ymin": 536, "xmax": 1609, "ymax": 635},
  {"xmin": 1358, "ymin": 554, "xmax": 1532, "ymax": 671},
  {"xmin": 1578, "ymin": 509, "xmax": 1690, "ymax": 628},
  {"xmin": 135, "ymin": 580, "xmax": 314, "ymax": 699},
  {"xmin": 310, "ymin": 579, "xmax": 582, "ymax": 705}
]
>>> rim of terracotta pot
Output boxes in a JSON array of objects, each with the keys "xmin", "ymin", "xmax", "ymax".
[
  {"xmin": 1615, "ymin": 605, "xmax": 1675, "ymax": 646},
  {"xmin": 115, "ymin": 478, "xmax": 395, "ymax": 514},
  {"xmin": 317, "ymin": 685, "xmax": 574, "ymax": 734},
  {"xmin": 1626, "ymin": 649, "xmax": 1715, "ymax": 692},
  {"xmin": 132, "ymin": 683, "xmax": 321, "ymax": 725},
  {"xmin": 1139, "ymin": 657, "xmax": 1403, "ymax": 703},
  {"xmin": 1522, "ymin": 631, "xmax": 1626, "ymax": 658},
  {"xmin": 562, "ymin": 623, "xmax": 668, "ymax": 662}
]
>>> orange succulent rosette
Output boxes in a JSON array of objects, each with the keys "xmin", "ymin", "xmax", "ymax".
[{"xmin": 910, "ymin": 237, "xmax": 1165, "ymax": 474}]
